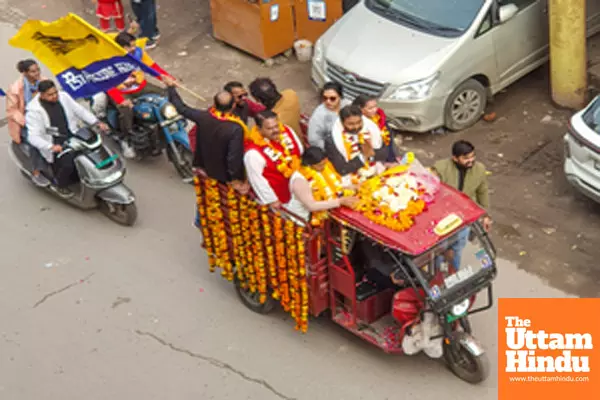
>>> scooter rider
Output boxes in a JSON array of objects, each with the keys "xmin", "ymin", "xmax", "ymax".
[
  {"xmin": 105, "ymin": 31, "xmax": 173, "ymax": 159},
  {"xmin": 26, "ymin": 80, "xmax": 109, "ymax": 197}
]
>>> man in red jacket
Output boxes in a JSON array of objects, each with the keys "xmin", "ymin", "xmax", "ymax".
[{"xmin": 107, "ymin": 31, "xmax": 172, "ymax": 157}]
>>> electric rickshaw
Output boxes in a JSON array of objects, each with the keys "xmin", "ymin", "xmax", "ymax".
[{"xmin": 194, "ymin": 168, "xmax": 497, "ymax": 384}]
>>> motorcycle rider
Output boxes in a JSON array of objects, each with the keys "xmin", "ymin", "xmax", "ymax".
[
  {"xmin": 103, "ymin": 31, "xmax": 173, "ymax": 158},
  {"xmin": 26, "ymin": 80, "xmax": 109, "ymax": 197}
]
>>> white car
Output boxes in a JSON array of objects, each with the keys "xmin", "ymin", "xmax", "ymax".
[{"xmin": 564, "ymin": 95, "xmax": 600, "ymax": 203}]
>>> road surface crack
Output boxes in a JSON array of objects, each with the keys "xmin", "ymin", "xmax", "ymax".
[
  {"xmin": 33, "ymin": 273, "xmax": 95, "ymax": 308},
  {"xmin": 135, "ymin": 330, "xmax": 295, "ymax": 400}
]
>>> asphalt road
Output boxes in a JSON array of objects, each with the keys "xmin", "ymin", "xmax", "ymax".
[{"xmin": 0, "ymin": 22, "xmax": 572, "ymax": 400}]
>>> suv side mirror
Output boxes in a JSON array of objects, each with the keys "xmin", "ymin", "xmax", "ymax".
[{"xmin": 499, "ymin": 4, "xmax": 518, "ymax": 23}]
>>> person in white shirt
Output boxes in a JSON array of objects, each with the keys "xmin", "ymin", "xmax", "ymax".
[
  {"xmin": 243, "ymin": 110, "xmax": 304, "ymax": 207},
  {"xmin": 285, "ymin": 146, "xmax": 358, "ymax": 223},
  {"xmin": 324, "ymin": 105, "xmax": 387, "ymax": 186},
  {"xmin": 26, "ymin": 80, "xmax": 108, "ymax": 196}
]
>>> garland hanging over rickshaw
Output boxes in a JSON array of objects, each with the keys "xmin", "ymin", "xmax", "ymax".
[{"xmin": 194, "ymin": 176, "xmax": 310, "ymax": 332}]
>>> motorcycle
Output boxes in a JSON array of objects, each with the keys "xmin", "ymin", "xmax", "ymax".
[
  {"xmin": 92, "ymin": 93, "xmax": 194, "ymax": 183},
  {"xmin": 9, "ymin": 126, "xmax": 138, "ymax": 226}
]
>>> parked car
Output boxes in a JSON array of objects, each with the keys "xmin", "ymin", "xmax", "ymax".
[
  {"xmin": 311, "ymin": 0, "xmax": 600, "ymax": 133},
  {"xmin": 564, "ymin": 95, "xmax": 600, "ymax": 203}
]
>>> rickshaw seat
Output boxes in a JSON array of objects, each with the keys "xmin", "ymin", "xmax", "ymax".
[{"xmin": 356, "ymin": 282, "xmax": 379, "ymax": 301}]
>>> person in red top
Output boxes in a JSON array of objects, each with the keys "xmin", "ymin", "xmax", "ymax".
[
  {"xmin": 353, "ymin": 94, "xmax": 396, "ymax": 162},
  {"xmin": 93, "ymin": 0, "xmax": 125, "ymax": 32},
  {"xmin": 107, "ymin": 31, "xmax": 172, "ymax": 157},
  {"xmin": 244, "ymin": 110, "xmax": 304, "ymax": 207}
]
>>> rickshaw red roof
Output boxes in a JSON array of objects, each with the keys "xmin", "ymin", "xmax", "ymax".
[{"xmin": 330, "ymin": 182, "xmax": 486, "ymax": 256}]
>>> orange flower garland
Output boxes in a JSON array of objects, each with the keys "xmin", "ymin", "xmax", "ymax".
[
  {"xmin": 356, "ymin": 173, "xmax": 427, "ymax": 232},
  {"xmin": 342, "ymin": 131, "xmax": 376, "ymax": 184},
  {"xmin": 197, "ymin": 175, "xmax": 315, "ymax": 333},
  {"xmin": 299, "ymin": 161, "xmax": 354, "ymax": 226},
  {"xmin": 296, "ymin": 225, "xmax": 309, "ymax": 333},
  {"xmin": 207, "ymin": 181, "xmax": 232, "ymax": 280},
  {"xmin": 248, "ymin": 125, "xmax": 301, "ymax": 179},
  {"xmin": 261, "ymin": 207, "xmax": 280, "ymax": 300},
  {"xmin": 208, "ymin": 107, "xmax": 250, "ymax": 140},
  {"xmin": 250, "ymin": 203, "xmax": 268, "ymax": 303},
  {"xmin": 204, "ymin": 179, "xmax": 225, "ymax": 272},
  {"xmin": 240, "ymin": 196, "xmax": 255, "ymax": 292},
  {"xmin": 195, "ymin": 176, "xmax": 215, "ymax": 266},
  {"xmin": 285, "ymin": 220, "xmax": 299, "ymax": 323},
  {"xmin": 273, "ymin": 215, "xmax": 290, "ymax": 311},
  {"xmin": 227, "ymin": 186, "xmax": 244, "ymax": 283},
  {"xmin": 371, "ymin": 113, "xmax": 391, "ymax": 146}
]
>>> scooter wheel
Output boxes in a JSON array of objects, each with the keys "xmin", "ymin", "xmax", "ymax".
[{"xmin": 99, "ymin": 201, "xmax": 138, "ymax": 226}]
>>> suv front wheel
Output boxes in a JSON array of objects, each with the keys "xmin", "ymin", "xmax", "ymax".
[{"xmin": 444, "ymin": 79, "xmax": 487, "ymax": 131}]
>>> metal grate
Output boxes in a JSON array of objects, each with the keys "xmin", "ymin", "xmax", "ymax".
[{"xmin": 326, "ymin": 60, "xmax": 386, "ymax": 100}]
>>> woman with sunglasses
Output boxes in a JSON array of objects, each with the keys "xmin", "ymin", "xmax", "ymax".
[{"xmin": 307, "ymin": 82, "xmax": 351, "ymax": 150}]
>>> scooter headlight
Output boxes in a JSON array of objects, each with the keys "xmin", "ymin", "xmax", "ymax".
[
  {"xmin": 451, "ymin": 299, "xmax": 470, "ymax": 317},
  {"xmin": 161, "ymin": 104, "xmax": 179, "ymax": 119}
]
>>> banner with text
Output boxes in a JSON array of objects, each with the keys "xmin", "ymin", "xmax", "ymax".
[{"xmin": 8, "ymin": 13, "xmax": 158, "ymax": 99}]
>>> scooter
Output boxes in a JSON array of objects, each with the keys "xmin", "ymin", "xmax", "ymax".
[
  {"xmin": 91, "ymin": 93, "xmax": 194, "ymax": 183},
  {"xmin": 9, "ymin": 125, "xmax": 138, "ymax": 226}
]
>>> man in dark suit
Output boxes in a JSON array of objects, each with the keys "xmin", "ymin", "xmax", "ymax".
[{"xmin": 163, "ymin": 77, "xmax": 248, "ymax": 194}]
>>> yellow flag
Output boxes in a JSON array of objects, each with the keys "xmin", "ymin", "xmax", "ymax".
[{"xmin": 9, "ymin": 13, "xmax": 157, "ymax": 98}]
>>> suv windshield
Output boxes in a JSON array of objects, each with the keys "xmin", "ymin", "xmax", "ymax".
[
  {"xmin": 366, "ymin": 0, "xmax": 485, "ymax": 37},
  {"xmin": 409, "ymin": 225, "xmax": 494, "ymax": 298},
  {"xmin": 582, "ymin": 97, "xmax": 600, "ymax": 133}
]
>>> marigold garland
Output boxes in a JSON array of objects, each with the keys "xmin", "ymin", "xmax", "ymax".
[
  {"xmin": 285, "ymin": 220, "xmax": 299, "ymax": 323},
  {"xmin": 296, "ymin": 225, "xmax": 309, "ymax": 333},
  {"xmin": 356, "ymin": 172, "xmax": 427, "ymax": 232},
  {"xmin": 273, "ymin": 215, "xmax": 290, "ymax": 311},
  {"xmin": 227, "ymin": 186, "xmax": 243, "ymax": 283},
  {"xmin": 195, "ymin": 176, "xmax": 215, "ymax": 265},
  {"xmin": 261, "ymin": 207, "xmax": 280, "ymax": 300},
  {"xmin": 299, "ymin": 161, "xmax": 353, "ymax": 227},
  {"xmin": 240, "ymin": 196, "xmax": 255, "ymax": 292},
  {"xmin": 250, "ymin": 204, "xmax": 268, "ymax": 303},
  {"xmin": 204, "ymin": 179, "xmax": 224, "ymax": 272},
  {"xmin": 248, "ymin": 125, "xmax": 301, "ymax": 179},
  {"xmin": 208, "ymin": 107, "xmax": 250, "ymax": 140},
  {"xmin": 371, "ymin": 113, "xmax": 391, "ymax": 146},
  {"xmin": 342, "ymin": 131, "xmax": 376, "ymax": 184},
  {"xmin": 197, "ymin": 175, "xmax": 315, "ymax": 333}
]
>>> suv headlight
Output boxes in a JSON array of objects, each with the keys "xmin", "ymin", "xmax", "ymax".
[
  {"xmin": 451, "ymin": 299, "xmax": 470, "ymax": 317},
  {"xmin": 313, "ymin": 38, "xmax": 324, "ymax": 67},
  {"xmin": 162, "ymin": 103, "xmax": 179, "ymax": 119},
  {"xmin": 386, "ymin": 73, "xmax": 439, "ymax": 101}
]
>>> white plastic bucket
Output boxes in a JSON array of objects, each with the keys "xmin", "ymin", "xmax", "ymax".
[{"xmin": 294, "ymin": 39, "xmax": 313, "ymax": 62}]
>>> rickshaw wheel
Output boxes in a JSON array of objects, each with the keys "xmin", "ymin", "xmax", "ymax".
[
  {"xmin": 443, "ymin": 332, "xmax": 489, "ymax": 384},
  {"xmin": 234, "ymin": 276, "xmax": 276, "ymax": 314}
]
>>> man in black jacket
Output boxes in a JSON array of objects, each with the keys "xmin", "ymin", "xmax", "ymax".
[{"xmin": 164, "ymin": 78, "xmax": 248, "ymax": 194}]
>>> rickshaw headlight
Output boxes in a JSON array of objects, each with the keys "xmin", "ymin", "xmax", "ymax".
[
  {"xmin": 451, "ymin": 299, "xmax": 470, "ymax": 317},
  {"xmin": 162, "ymin": 104, "xmax": 179, "ymax": 119}
]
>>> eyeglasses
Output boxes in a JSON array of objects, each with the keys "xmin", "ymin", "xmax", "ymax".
[{"xmin": 323, "ymin": 96, "xmax": 339, "ymax": 102}]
